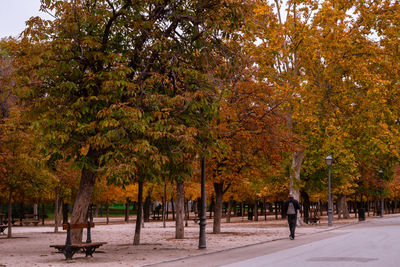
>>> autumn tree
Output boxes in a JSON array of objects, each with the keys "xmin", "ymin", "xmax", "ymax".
[{"xmin": 9, "ymin": 0, "xmax": 252, "ymax": 243}]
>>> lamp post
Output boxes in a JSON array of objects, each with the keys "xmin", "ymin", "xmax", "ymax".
[
  {"xmin": 325, "ymin": 155, "xmax": 333, "ymax": 227},
  {"xmin": 378, "ymin": 170, "xmax": 383, "ymax": 218},
  {"xmin": 198, "ymin": 157, "xmax": 206, "ymax": 249}
]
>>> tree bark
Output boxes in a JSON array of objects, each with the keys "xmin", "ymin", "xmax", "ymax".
[
  {"xmin": 290, "ymin": 149, "xmax": 305, "ymax": 225},
  {"xmin": 70, "ymin": 167, "xmax": 97, "ymax": 243},
  {"xmin": 175, "ymin": 180, "xmax": 185, "ymax": 239},
  {"xmin": 54, "ymin": 190, "xmax": 59, "ymax": 233},
  {"xmin": 134, "ymin": 180, "xmax": 143, "ymax": 245},
  {"xmin": 213, "ymin": 183, "xmax": 223, "ymax": 234},
  {"xmin": 7, "ymin": 190, "xmax": 12, "ymax": 238}
]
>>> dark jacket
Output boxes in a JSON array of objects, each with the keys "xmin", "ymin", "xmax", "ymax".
[{"xmin": 283, "ymin": 197, "xmax": 301, "ymax": 216}]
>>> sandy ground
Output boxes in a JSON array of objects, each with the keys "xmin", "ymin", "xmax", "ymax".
[{"xmin": 0, "ymin": 214, "xmax": 362, "ymax": 267}]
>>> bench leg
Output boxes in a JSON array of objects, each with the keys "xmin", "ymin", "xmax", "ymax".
[
  {"xmin": 62, "ymin": 247, "xmax": 80, "ymax": 260},
  {"xmin": 82, "ymin": 245, "xmax": 100, "ymax": 257}
]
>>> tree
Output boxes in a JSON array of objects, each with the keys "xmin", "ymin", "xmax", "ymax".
[{"xmin": 10, "ymin": 0, "xmax": 250, "ymax": 243}]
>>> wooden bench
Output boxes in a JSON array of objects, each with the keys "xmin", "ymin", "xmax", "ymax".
[
  {"xmin": 309, "ymin": 217, "xmax": 320, "ymax": 225},
  {"xmin": 0, "ymin": 225, "xmax": 7, "ymax": 234},
  {"xmin": 151, "ymin": 214, "xmax": 161, "ymax": 220},
  {"xmin": 50, "ymin": 222, "xmax": 107, "ymax": 260},
  {"xmin": 2, "ymin": 217, "xmax": 17, "ymax": 226},
  {"xmin": 23, "ymin": 214, "xmax": 40, "ymax": 226}
]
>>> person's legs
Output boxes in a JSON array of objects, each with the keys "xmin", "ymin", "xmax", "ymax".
[
  {"xmin": 288, "ymin": 215, "xmax": 297, "ymax": 239},
  {"xmin": 287, "ymin": 217, "xmax": 292, "ymax": 239},
  {"xmin": 291, "ymin": 215, "xmax": 297, "ymax": 238}
]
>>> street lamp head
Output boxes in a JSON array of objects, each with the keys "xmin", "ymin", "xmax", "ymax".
[{"xmin": 325, "ymin": 155, "xmax": 333, "ymax": 166}]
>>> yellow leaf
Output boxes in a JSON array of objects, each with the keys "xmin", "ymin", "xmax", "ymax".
[{"xmin": 80, "ymin": 144, "xmax": 90, "ymax": 156}]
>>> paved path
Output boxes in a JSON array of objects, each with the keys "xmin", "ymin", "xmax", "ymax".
[{"xmin": 147, "ymin": 216, "xmax": 400, "ymax": 267}]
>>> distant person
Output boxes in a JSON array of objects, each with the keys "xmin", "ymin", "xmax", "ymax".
[{"xmin": 283, "ymin": 193, "xmax": 301, "ymax": 240}]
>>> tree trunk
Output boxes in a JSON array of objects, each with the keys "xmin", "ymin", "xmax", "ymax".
[
  {"xmin": 209, "ymin": 197, "xmax": 215, "ymax": 219},
  {"xmin": 301, "ymin": 190, "xmax": 310, "ymax": 224},
  {"xmin": 342, "ymin": 195, "xmax": 350, "ymax": 219},
  {"xmin": 134, "ymin": 181, "xmax": 143, "ymax": 245},
  {"xmin": 163, "ymin": 183, "xmax": 166, "ymax": 228},
  {"xmin": 184, "ymin": 199, "xmax": 189, "ymax": 227},
  {"xmin": 70, "ymin": 167, "xmax": 97, "ymax": 243},
  {"xmin": 144, "ymin": 194, "xmax": 151, "ymax": 222},
  {"xmin": 241, "ymin": 202, "xmax": 244, "ymax": 221},
  {"xmin": 175, "ymin": 180, "xmax": 185, "ymax": 239},
  {"xmin": 62, "ymin": 202, "xmax": 68, "ymax": 224},
  {"xmin": 54, "ymin": 190, "xmax": 59, "ymax": 233},
  {"xmin": 19, "ymin": 203, "xmax": 24, "ymax": 226},
  {"xmin": 106, "ymin": 202, "xmax": 110, "ymax": 225},
  {"xmin": 213, "ymin": 183, "xmax": 223, "ymax": 234},
  {"xmin": 337, "ymin": 195, "xmax": 342, "ymax": 219},
  {"xmin": 34, "ymin": 203, "xmax": 39, "ymax": 220},
  {"xmin": 290, "ymin": 149, "xmax": 305, "ymax": 225},
  {"xmin": 264, "ymin": 199, "xmax": 267, "ymax": 221},
  {"xmin": 171, "ymin": 196, "xmax": 175, "ymax": 221},
  {"xmin": 88, "ymin": 204, "xmax": 94, "ymax": 223},
  {"xmin": 254, "ymin": 201, "xmax": 258, "ymax": 221},
  {"xmin": 226, "ymin": 196, "xmax": 232, "ymax": 223},
  {"xmin": 141, "ymin": 204, "xmax": 145, "ymax": 228},
  {"xmin": 125, "ymin": 198, "xmax": 130, "ymax": 223},
  {"xmin": 7, "ymin": 190, "xmax": 12, "ymax": 238},
  {"xmin": 166, "ymin": 198, "xmax": 169, "ymax": 220},
  {"xmin": 94, "ymin": 205, "xmax": 99, "ymax": 217},
  {"xmin": 57, "ymin": 199, "xmax": 62, "ymax": 225}
]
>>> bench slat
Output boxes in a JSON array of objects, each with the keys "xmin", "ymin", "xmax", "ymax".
[
  {"xmin": 50, "ymin": 242, "xmax": 107, "ymax": 249},
  {"xmin": 63, "ymin": 222, "xmax": 95, "ymax": 230},
  {"xmin": 69, "ymin": 242, "xmax": 107, "ymax": 248}
]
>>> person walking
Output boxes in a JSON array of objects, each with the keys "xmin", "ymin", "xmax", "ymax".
[{"xmin": 283, "ymin": 193, "xmax": 301, "ymax": 240}]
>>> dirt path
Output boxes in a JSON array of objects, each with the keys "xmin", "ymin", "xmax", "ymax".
[{"xmin": 0, "ymin": 215, "xmax": 363, "ymax": 267}]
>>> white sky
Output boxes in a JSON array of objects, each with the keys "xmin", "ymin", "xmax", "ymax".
[{"xmin": 0, "ymin": 0, "xmax": 46, "ymax": 38}]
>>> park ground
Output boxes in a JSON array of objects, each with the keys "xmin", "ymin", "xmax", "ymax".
[{"xmin": 0, "ymin": 213, "xmax": 371, "ymax": 267}]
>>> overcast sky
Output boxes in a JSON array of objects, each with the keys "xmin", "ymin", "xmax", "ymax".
[{"xmin": 0, "ymin": 0, "xmax": 46, "ymax": 38}]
